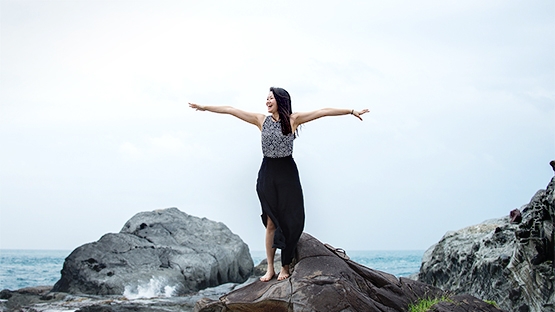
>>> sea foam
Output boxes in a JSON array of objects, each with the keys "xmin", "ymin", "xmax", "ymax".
[{"xmin": 123, "ymin": 277, "xmax": 177, "ymax": 299}]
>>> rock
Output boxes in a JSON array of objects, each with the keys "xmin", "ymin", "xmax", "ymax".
[
  {"xmin": 1, "ymin": 279, "xmax": 259, "ymax": 312},
  {"xmin": 510, "ymin": 208, "xmax": 522, "ymax": 223},
  {"xmin": 430, "ymin": 294, "xmax": 503, "ymax": 312},
  {"xmin": 0, "ymin": 286, "xmax": 67, "ymax": 311},
  {"xmin": 418, "ymin": 176, "xmax": 555, "ymax": 311},
  {"xmin": 195, "ymin": 233, "xmax": 504, "ymax": 312},
  {"xmin": 52, "ymin": 208, "xmax": 253, "ymax": 296}
]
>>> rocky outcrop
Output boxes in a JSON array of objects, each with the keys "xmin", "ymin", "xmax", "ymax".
[
  {"xmin": 0, "ymin": 281, "xmax": 258, "ymax": 312},
  {"xmin": 0, "ymin": 286, "xmax": 66, "ymax": 311},
  {"xmin": 52, "ymin": 208, "xmax": 253, "ymax": 296},
  {"xmin": 418, "ymin": 175, "xmax": 555, "ymax": 312},
  {"xmin": 195, "ymin": 233, "xmax": 503, "ymax": 312}
]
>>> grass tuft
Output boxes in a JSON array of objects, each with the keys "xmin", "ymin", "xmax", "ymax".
[
  {"xmin": 408, "ymin": 296, "xmax": 452, "ymax": 312},
  {"xmin": 484, "ymin": 300, "xmax": 498, "ymax": 308}
]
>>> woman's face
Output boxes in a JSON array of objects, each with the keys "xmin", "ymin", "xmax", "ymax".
[{"xmin": 266, "ymin": 92, "xmax": 278, "ymax": 114}]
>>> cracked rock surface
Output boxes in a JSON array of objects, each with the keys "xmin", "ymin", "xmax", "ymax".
[
  {"xmin": 52, "ymin": 208, "xmax": 253, "ymax": 296},
  {"xmin": 418, "ymin": 175, "xmax": 554, "ymax": 312},
  {"xmin": 195, "ymin": 233, "xmax": 503, "ymax": 312}
]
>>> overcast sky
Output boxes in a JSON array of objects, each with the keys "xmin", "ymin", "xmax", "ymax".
[{"xmin": 1, "ymin": 0, "xmax": 554, "ymax": 252}]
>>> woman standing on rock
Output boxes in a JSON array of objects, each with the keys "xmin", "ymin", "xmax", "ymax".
[{"xmin": 189, "ymin": 87, "xmax": 369, "ymax": 282}]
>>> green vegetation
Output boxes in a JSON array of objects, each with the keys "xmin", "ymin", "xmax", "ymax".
[
  {"xmin": 484, "ymin": 300, "xmax": 499, "ymax": 308},
  {"xmin": 408, "ymin": 296, "xmax": 453, "ymax": 312},
  {"xmin": 409, "ymin": 296, "xmax": 499, "ymax": 311}
]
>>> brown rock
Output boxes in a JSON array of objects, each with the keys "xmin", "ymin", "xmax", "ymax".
[
  {"xmin": 510, "ymin": 208, "xmax": 522, "ymax": 223},
  {"xmin": 195, "ymin": 233, "xmax": 504, "ymax": 312},
  {"xmin": 430, "ymin": 294, "xmax": 503, "ymax": 312}
]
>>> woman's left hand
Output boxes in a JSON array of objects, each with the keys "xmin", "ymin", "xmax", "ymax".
[{"xmin": 353, "ymin": 109, "xmax": 370, "ymax": 121}]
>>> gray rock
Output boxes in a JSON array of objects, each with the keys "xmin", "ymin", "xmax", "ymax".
[
  {"xmin": 0, "ymin": 286, "xmax": 67, "ymax": 311},
  {"xmin": 52, "ymin": 208, "xmax": 253, "ymax": 296},
  {"xmin": 418, "ymin": 176, "xmax": 555, "ymax": 311},
  {"xmin": 195, "ymin": 233, "xmax": 503, "ymax": 312},
  {"xmin": 0, "ymin": 280, "xmax": 260, "ymax": 312}
]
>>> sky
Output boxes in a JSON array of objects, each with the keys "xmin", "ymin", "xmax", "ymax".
[{"xmin": 1, "ymin": 0, "xmax": 554, "ymax": 252}]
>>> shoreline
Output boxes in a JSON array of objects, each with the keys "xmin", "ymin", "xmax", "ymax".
[{"xmin": 1, "ymin": 249, "xmax": 424, "ymax": 292}]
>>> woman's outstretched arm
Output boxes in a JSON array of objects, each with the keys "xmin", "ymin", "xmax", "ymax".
[
  {"xmin": 291, "ymin": 108, "xmax": 369, "ymax": 130},
  {"xmin": 189, "ymin": 103, "xmax": 265, "ymax": 130}
]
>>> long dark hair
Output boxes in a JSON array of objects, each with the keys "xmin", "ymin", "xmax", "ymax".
[{"xmin": 270, "ymin": 87, "xmax": 294, "ymax": 135}]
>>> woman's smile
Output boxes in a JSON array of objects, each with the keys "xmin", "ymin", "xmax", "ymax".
[{"xmin": 266, "ymin": 92, "xmax": 277, "ymax": 113}]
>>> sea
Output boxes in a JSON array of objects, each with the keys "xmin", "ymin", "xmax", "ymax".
[{"xmin": 0, "ymin": 249, "xmax": 424, "ymax": 291}]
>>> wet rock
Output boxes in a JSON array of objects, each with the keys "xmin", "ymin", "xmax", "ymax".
[
  {"xmin": 52, "ymin": 208, "xmax": 253, "ymax": 296},
  {"xmin": 195, "ymin": 233, "xmax": 504, "ymax": 312},
  {"xmin": 1, "ymin": 279, "xmax": 258, "ymax": 312},
  {"xmin": 418, "ymin": 175, "xmax": 555, "ymax": 311},
  {"xmin": 0, "ymin": 286, "xmax": 67, "ymax": 311}
]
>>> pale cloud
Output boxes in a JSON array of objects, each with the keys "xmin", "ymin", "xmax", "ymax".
[
  {"xmin": 148, "ymin": 134, "xmax": 185, "ymax": 151},
  {"xmin": 1, "ymin": 0, "xmax": 553, "ymax": 251},
  {"xmin": 119, "ymin": 142, "xmax": 143, "ymax": 160},
  {"xmin": 118, "ymin": 135, "xmax": 185, "ymax": 162},
  {"xmin": 118, "ymin": 132, "xmax": 220, "ymax": 164}
]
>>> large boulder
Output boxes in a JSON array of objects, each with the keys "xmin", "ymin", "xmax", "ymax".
[
  {"xmin": 418, "ymin": 175, "xmax": 555, "ymax": 311},
  {"xmin": 52, "ymin": 208, "xmax": 253, "ymax": 296},
  {"xmin": 195, "ymin": 233, "xmax": 503, "ymax": 312}
]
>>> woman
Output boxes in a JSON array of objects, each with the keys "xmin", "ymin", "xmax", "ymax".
[{"xmin": 189, "ymin": 87, "xmax": 369, "ymax": 282}]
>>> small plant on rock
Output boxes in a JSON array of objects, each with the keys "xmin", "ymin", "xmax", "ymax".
[
  {"xmin": 484, "ymin": 300, "xmax": 499, "ymax": 308},
  {"xmin": 408, "ymin": 295, "xmax": 453, "ymax": 312}
]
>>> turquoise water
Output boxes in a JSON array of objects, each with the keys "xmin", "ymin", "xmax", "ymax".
[
  {"xmin": 0, "ymin": 249, "xmax": 70, "ymax": 290},
  {"xmin": 1, "ymin": 249, "xmax": 423, "ymax": 291},
  {"xmin": 250, "ymin": 250, "xmax": 423, "ymax": 278},
  {"xmin": 346, "ymin": 250, "xmax": 424, "ymax": 277}
]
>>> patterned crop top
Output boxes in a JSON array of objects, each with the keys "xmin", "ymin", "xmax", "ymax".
[{"xmin": 261, "ymin": 116, "xmax": 294, "ymax": 158}]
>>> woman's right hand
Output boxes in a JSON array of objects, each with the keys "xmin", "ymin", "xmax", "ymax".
[
  {"xmin": 352, "ymin": 108, "xmax": 370, "ymax": 121},
  {"xmin": 189, "ymin": 103, "xmax": 206, "ymax": 111}
]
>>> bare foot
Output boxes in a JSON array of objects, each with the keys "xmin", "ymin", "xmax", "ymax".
[
  {"xmin": 259, "ymin": 269, "xmax": 275, "ymax": 282},
  {"xmin": 277, "ymin": 266, "xmax": 290, "ymax": 281}
]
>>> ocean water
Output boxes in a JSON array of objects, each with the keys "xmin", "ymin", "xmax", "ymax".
[
  {"xmin": 250, "ymin": 250, "xmax": 424, "ymax": 277},
  {"xmin": 0, "ymin": 250, "xmax": 70, "ymax": 291},
  {"xmin": 0, "ymin": 249, "xmax": 423, "ymax": 291}
]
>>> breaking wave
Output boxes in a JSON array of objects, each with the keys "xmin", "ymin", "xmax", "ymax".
[{"xmin": 123, "ymin": 277, "xmax": 177, "ymax": 299}]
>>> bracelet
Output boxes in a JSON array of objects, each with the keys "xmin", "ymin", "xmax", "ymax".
[{"xmin": 351, "ymin": 109, "xmax": 354, "ymax": 115}]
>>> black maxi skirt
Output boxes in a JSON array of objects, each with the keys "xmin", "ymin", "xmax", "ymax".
[{"xmin": 256, "ymin": 155, "xmax": 305, "ymax": 266}]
